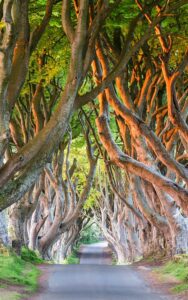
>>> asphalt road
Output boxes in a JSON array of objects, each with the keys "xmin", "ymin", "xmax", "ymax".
[{"xmin": 28, "ymin": 242, "xmax": 169, "ymax": 300}]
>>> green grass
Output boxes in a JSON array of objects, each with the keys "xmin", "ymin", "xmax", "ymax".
[
  {"xmin": 63, "ymin": 249, "xmax": 79, "ymax": 265},
  {"xmin": 0, "ymin": 250, "xmax": 41, "ymax": 292},
  {"xmin": 79, "ymin": 237, "xmax": 100, "ymax": 245},
  {"xmin": 160, "ymin": 255, "xmax": 188, "ymax": 293},
  {"xmin": 21, "ymin": 247, "xmax": 44, "ymax": 264}
]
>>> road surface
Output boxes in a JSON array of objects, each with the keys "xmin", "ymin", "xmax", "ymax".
[{"xmin": 27, "ymin": 242, "xmax": 169, "ymax": 300}]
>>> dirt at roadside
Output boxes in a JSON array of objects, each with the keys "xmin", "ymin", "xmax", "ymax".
[
  {"xmin": 132, "ymin": 259, "xmax": 188, "ymax": 300},
  {"xmin": 0, "ymin": 280, "xmax": 26, "ymax": 300}
]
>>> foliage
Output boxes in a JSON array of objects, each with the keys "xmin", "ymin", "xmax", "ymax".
[
  {"xmin": 21, "ymin": 247, "xmax": 44, "ymax": 264},
  {"xmin": 69, "ymin": 138, "xmax": 99, "ymax": 210},
  {"xmin": 106, "ymin": 0, "xmax": 138, "ymax": 29},
  {"xmin": 79, "ymin": 223, "xmax": 101, "ymax": 245}
]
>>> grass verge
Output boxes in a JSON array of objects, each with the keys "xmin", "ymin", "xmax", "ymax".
[
  {"xmin": 0, "ymin": 247, "xmax": 43, "ymax": 299},
  {"xmin": 0, "ymin": 253, "xmax": 40, "ymax": 292},
  {"xmin": 159, "ymin": 255, "xmax": 188, "ymax": 293},
  {"xmin": 21, "ymin": 246, "xmax": 44, "ymax": 264}
]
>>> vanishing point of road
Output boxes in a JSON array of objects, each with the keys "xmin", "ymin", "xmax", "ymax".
[{"xmin": 27, "ymin": 242, "xmax": 169, "ymax": 300}]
